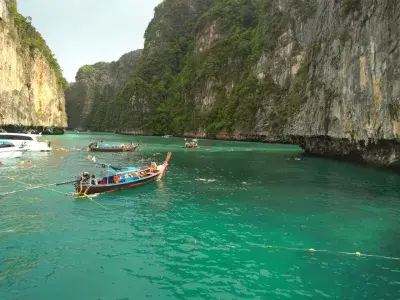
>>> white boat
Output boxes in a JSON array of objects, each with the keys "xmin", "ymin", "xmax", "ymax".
[
  {"xmin": 0, "ymin": 141, "xmax": 28, "ymax": 159},
  {"xmin": 0, "ymin": 133, "xmax": 52, "ymax": 152}
]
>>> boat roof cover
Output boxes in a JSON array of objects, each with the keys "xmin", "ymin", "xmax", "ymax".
[
  {"xmin": 107, "ymin": 166, "xmax": 141, "ymax": 174},
  {"xmin": 99, "ymin": 143, "xmax": 124, "ymax": 147}
]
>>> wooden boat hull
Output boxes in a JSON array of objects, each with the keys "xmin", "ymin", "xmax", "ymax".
[
  {"xmin": 89, "ymin": 146, "xmax": 138, "ymax": 152},
  {"xmin": 75, "ymin": 172, "xmax": 159, "ymax": 195}
]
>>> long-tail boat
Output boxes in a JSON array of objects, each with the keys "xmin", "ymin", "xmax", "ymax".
[
  {"xmin": 88, "ymin": 141, "xmax": 138, "ymax": 152},
  {"xmin": 74, "ymin": 152, "xmax": 172, "ymax": 196}
]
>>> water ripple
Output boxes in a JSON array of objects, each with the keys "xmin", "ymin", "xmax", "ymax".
[{"xmin": 0, "ymin": 135, "xmax": 400, "ymax": 299}]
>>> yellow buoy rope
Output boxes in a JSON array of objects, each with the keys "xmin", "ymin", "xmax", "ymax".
[
  {"xmin": 73, "ymin": 183, "xmax": 107, "ymax": 210},
  {"xmin": 8, "ymin": 177, "xmax": 69, "ymax": 196},
  {"xmin": 260, "ymin": 245, "xmax": 400, "ymax": 261},
  {"xmin": 6, "ymin": 177, "xmax": 107, "ymax": 210}
]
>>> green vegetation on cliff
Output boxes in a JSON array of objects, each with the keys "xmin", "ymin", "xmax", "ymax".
[
  {"xmin": 9, "ymin": 0, "xmax": 67, "ymax": 90},
  {"xmin": 112, "ymin": 0, "xmax": 299, "ymax": 136},
  {"xmin": 66, "ymin": 0, "xmax": 323, "ymax": 136},
  {"xmin": 68, "ymin": 0, "xmax": 399, "ymax": 146},
  {"xmin": 67, "ymin": 0, "xmax": 318, "ymax": 135},
  {"xmin": 66, "ymin": 50, "xmax": 143, "ymax": 130}
]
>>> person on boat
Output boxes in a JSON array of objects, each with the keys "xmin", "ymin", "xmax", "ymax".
[
  {"xmin": 90, "ymin": 175, "xmax": 98, "ymax": 185},
  {"xmin": 150, "ymin": 162, "xmax": 157, "ymax": 169},
  {"xmin": 80, "ymin": 172, "xmax": 90, "ymax": 184},
  {"xmin": 113, "ymin": 174, "xmax": 121, "ymax": 183}
]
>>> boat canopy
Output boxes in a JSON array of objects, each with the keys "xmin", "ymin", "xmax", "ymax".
[
  {"xmin": 0, "ymin": 133, "xmax": 37, "ymax": 141},
  {"xmin": 99, "ymin": 143, "xmax": 125, "ymax": 148},
  {"xmin": 106, "ymin": 166, "xmax": 141, "ymax": 174}
]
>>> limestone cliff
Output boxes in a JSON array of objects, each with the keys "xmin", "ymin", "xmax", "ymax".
[
  {"xmin": 0, "ymin": 0, "xmax": 67, "ymax": 131},
  {"xmin": 68, "ymin": 0, "xmax": 400, "ymax": 168},
  {"xmin": 66, "ymin": 50, "xmax": 142, "ymax": 130}
]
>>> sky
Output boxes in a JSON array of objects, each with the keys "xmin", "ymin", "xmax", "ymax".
[{"xmin": 19, "ymin": 0, "xmax": 163, "ymax": 82}]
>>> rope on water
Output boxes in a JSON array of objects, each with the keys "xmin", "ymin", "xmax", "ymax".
[
  {"xmin": 73, "ymin": 182, "xmax": 108, "ymax": 210},
  {"xmin": 3, "ymin": 177, "xmax": 107, "ymax": 210},
  {"xmin": 7, "ymin": 177, "xmax": 70, "ymax": 196},
  {"xmin": 257, "ymin": 245, "xmax": 400, "ymax": 261}
]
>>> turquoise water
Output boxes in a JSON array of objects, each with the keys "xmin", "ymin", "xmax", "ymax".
[{"xmin": 1, "ymin": 133, "xmax": 400, "ymax": 299}]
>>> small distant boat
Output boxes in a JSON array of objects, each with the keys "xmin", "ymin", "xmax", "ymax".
[
  {"xmin": 0, "ymin": 141, "xmax": 28, "ymax": 159},
  {"xmin": 74, "ymin": 152, "xmax": 172, "ymax": 196},
  {"xmin": 88, "ymin": 141, "xmax": 139, "ymax": 152},
  {"xmin": 184, "ymin": 138, "xmax": 198, "ymax": 148},
  {"xmin": 162, "ymin": 135, "xmax": 172, "ymax": 138},
  {"xmin": 185, "ymin": 142, "xmax": 198, "ymax": 148}
]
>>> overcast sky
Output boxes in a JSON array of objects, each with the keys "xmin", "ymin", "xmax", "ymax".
[{"xmin": 19, "ymin": 0, "xmax": 162, "ymax": 82}]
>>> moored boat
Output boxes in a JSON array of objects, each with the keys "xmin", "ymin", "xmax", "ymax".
[
  {"xmin": 88, "ymin": 141, "xmax": 138, "ymax": 152},
  {"xmin": 74, "ymin": 152, "xmax": 172, "ymax": 196},
  {"xmin": 0, "ymin": 133, "xmax": 52, "ymax": 152},
  {"xmin": 184, "ymin": 138, "xmax": 198, "ymax": 148},
  {"xmin": 0, "ymin": 141, "xmax": 29, "ymax": 159}
]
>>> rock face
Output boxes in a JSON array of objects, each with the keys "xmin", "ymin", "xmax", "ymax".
[
  {"xmin": 66, "ymin": 50, "xmax": 142, "ymax": 130},
  {"xmin": 0, "ymin": 0, "xmax": 67, "ymax": 130},
  {"xmin": 69, "ymin": 0, "xmax": 400, "ymax": 168}
]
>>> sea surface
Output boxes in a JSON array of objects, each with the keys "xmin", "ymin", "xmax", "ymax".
[{"xmin": 0, "ymin": 133, "xmax": 399, "ymax": 299}]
